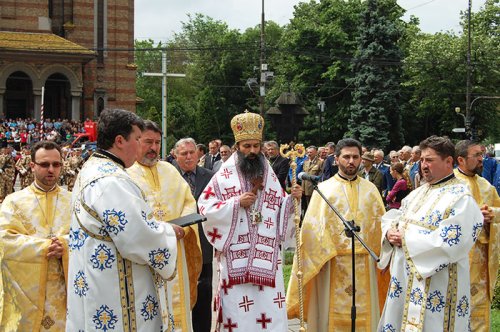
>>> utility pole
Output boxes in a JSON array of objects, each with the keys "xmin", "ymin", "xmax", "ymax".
[
  {"xmin": 259, "ymin": 0, "xmax": 265, "ymax": 117},
  {"xmin": 143, "ymin": 48, "xmax": 185, "ymax": 159},
  {"xmin": 465, "ymin": 0, "xmax": 472, "ymax": 138}
]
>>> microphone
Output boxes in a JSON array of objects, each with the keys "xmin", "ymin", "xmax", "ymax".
[{"xmin": 298, "ymin": 172, "xmax": 321, "ymax": 184}]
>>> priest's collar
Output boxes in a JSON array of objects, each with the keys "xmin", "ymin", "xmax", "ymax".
[
  {"xmin": 456, "ymin": 167, "xmax": 475, "ymax": 178},
  {"xmin": 94, "ymin": 149, "xmax": 125, "ymax": 168},
  {"xmin": 430, "ymin": 172, "xmax": 455, "ymax": 186},
  {"xmin": 32, "ymin": 181, "xmax": 58, "ymax": 193},
  {"xmin": 337, "ymin": 172, "xmax": 358, "ymax": 182}
]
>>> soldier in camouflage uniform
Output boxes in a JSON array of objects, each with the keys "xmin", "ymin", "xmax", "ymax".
[
  {"xmin": 65, "ymin": 148, "xmax": 83, "ymax": 191},
  {"xmin": 0, "ymin": 147, "xmax": 15, "ymax": 201},
  {"xmin": 15, "ymin": 147, "xmax": 34, "ymax": 189}
]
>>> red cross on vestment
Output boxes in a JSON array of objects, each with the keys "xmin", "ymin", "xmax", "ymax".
[
  {"xmin": 207, "ymin": 228, "xmax": 222, "ymax": 243},
  {"xmin": 221, "ymin": 279, "xmax": 232, "ymax": 295},
  {"xmin": 223, "ymin": 318, "xmax": 237, "ymax": 331},
  {"xmin": 203, "ymin": 186, "xmax": 216, "ymax": 200},
  {"xmin": 264, "ymin": 217, "xmax": 274, "ymax": 229},
  {"xmin": 238, "ymin": 295, "xmax": 255, "ymax": 312},
  {"xmin": 273, "ymin": 292, "xmax": 286, "ymax": 308},
  {"xmin": 256, "ymin": 313, "xmax": 272, "ymax": 328},
  {"xmin": 263, "ymin": 188, "xmax": 281, "ymax": 210},
  {"xmin": 221, "ymin": 168, "xmax": 233, "ymax": 179}
]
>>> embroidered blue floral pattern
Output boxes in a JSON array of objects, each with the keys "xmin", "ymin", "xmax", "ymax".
[
  {"xmin": 418, "ymin": 229, "xmax": 432, "ymax": 235},
  {"xmin": 73, "ymin": 270, "xmax": 89, "ymax": 297},
  {"xmin": 142, "ymin": 210, "xmax": 159, "ymax": 230},
  {"xmin": 472, "ymin": 222, "xmax": 483, "ymax": 242},
  {"xmin": 421, "ymin": 210, "xmax": 443, "ymax": 227},
  {"xmin": 148, "ymin": 248, "xmax": 171, "ymax": 269},
  {"xmin": 381, "ymin": 324, "xmax": 396, "ymax": 332},
  {"xmin": 90, "ymin": 244, "xmax": 116, "ymax": 271},
  {"xmin": 456, "ymin": 295, "xmax": 469, "ymax": 317},
  {"xmin": 102, "ymin": 209, "xmax": 128, "ymax": 235},
  {"xmin": 388, "ymin": 276, "xmax": 403, "ymax": 299},
  {"xmin": 140, "ymin": 294, "xmax": 159, "ymax": 321},
  {"xmin": 98, "ymin": 162, "xmax": 118, "ymax": 174},
  {"xmin": 93, "ymin": 304, "xmax": 118, "ymax": 331},
  {"xmin": 69, "ymin": 227, "xmax": 88, "ymax": 251},
  {"xmin": 410, "ymin": 287, "xmax": 424, "ymax": 305},
  {"xmin": 440, "ymin": 224, "xmax": 462, "ymax": 246},
  {"xmin": 426, "ymin": 290, "xmax": 445, "ymax": 313}
]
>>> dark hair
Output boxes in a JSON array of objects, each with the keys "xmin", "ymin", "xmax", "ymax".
[
  {"xmin": 391, "ymin": 162, "xmax": 404, "ymax": 174},
  {"xmin": 335, "ymin": 138, "xmax": 362, "ymax": 157},
  {"xmin": 454, "ymin": 140, "xmax": 479, "ymax": 163},
  {"xmin": 97, "ymin": 109, "xmax": 144, "ymax": 150},
  {"xmin": 419, "ymin": 135, "xmax": 455, "ymax": 159},
  {"xmin": 143, "ymin": 120, "xmax": 162, "ymax": 135},
  {"xmin": 31, "ymin": 140, "xmax": 62, "ymax": 161}
]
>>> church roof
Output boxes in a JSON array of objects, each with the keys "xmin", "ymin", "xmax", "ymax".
[{"xmin": 0, "ymin": 31, "xmax": 95, "ymax": 58}]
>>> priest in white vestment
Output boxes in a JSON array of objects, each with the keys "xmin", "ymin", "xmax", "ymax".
[
  {"xmin": 198, "ymin": 111, "xmax": 302, "ymax": 332},
  {"xmin": 66, "ymin": 109, "xmax": 183, "ymax": 332},
  {"xmin": 378, "ymin": 136, "xmax": 483, "ymax": 332}
]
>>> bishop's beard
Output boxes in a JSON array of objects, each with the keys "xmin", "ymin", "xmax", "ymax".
[{"xmin": 236, "ymin": 150, "xmax": 265, "ymax": 180}]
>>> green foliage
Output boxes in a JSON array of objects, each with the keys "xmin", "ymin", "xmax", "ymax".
[
  {"xmin": 134, "ymin": 0, "xmax": 500, "ymax": 149},
  {"xmin": 347, "ymin": 0, "xmax": 405, "ymax": 150}
]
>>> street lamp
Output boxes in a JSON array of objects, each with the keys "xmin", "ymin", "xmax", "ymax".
[{"xmin": 454, "ymin": 106, "xmax": 472, "ymax": 139}]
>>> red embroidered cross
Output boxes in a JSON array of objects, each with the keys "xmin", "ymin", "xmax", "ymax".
[
  {"xmin": 277, "ymin": 258, "xmax": 282, "ymax": 266},
  {"xmin": 207, "ymin": 228, "xmax": 222, "ymax": 243},
  {"xmin": 221, "ymin": 279, "xmax": 232, "ymax": 295},
  {"xmin": 264, "ymin": 217, "xmax": 274, "ymax": 229},
  {"xmin": 223, "ymin": 318, "xmax": 237, "ymax": 331},
  {"xmin": 256, "ymin": 313, "xmax": 272, "ymax": 328},
  {"xmin": 203, "ymin": 186, "xmax": 216, "ymax": 200},
  {"xmin": 199, "ymin": 206, "xmax": 206, "ymax": 216},
  {"xmin": 215, "ymin": 201, "xmax": 226, "ymax": 209},
  {"xmin": 221, "ymin": 168, "xmax": 233, "ymax": 179},
  {"xmin": 273, "ymin": 292, "xmax": 285, "ymax": 309},
  {"xmin": 238, "ymin": 295, "xmax": 254, "ymax": 312},
  {"xmin": 222, "ymin": 186, "xmax": 241, "ymax": 200},
  {"xmin": 263, "ymin": 188, "xmax": 281, "ymax": 210}
]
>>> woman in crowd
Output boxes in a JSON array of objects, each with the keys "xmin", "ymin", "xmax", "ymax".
[{"xmin": 385, "ymin": 162, "xmax": 410, "ymax": 209}]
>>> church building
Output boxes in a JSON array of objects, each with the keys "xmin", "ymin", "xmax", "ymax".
[{"xmin": 0, "ymin": 0, "xmax": 137, "ymax": 121}]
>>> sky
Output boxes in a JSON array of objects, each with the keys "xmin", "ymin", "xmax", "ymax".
[{"xmin": 135, "ymin": 0, "xmax": 487, "ymax": 42}]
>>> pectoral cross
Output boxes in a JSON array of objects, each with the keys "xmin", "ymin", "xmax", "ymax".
[{"xmin": 249, "ymin": 176, "xmax": 263, "ymax": 225}]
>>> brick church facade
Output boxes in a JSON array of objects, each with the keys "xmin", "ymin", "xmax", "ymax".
[{"xmin": 0, "ymin": 0, "xmax": 137, "ymax": 121}]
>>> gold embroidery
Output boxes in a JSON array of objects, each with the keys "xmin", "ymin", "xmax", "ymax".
[{"xmin": 41, "ymin": 315, "xmax": 55, "ymax": 329}]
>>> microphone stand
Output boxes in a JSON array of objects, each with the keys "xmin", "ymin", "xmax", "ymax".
[{"xmin": 311, "ymin": 181, "xmax": 379, "ymax": 332}]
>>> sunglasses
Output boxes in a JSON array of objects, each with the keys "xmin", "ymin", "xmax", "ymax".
[{"xmin": 34, "ymin": 161, "xmax": 63, "ymax": 168}]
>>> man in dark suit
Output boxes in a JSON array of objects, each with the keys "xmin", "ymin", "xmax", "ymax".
[
  {"xmin": 203, "ymin": 139, "xmax": 221, "ymax": 170},
  {"xmin": 358, "ymin": 151, "xmax": 383, "ymax": 194},
  {"xmin": 174, "ymin": 137, "xmax": 215, "ymax": 332},
  {"xmin": 321, "ymin": 142, "xmax": 338, "ymax": 181},
  {"xmin": 264, "ymin": 140, "xmax": 290, "ymax": 190},
  {"xmin": 374, "ymin": 149, "xmax": 394, "ymax": 197}
]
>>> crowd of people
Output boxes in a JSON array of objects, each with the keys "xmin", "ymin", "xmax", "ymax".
[
  {"xmin": 0, "ymin": 109, "xmax": 498, "ymax": 332},
  {"xmin": 0, "ymin": 117, "xmax": 91, "ymax": 149}
]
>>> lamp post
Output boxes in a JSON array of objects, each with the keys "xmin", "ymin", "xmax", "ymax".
[{"xmin": 317, "ymin": 100, "xmax": 325, "ymax": 144}]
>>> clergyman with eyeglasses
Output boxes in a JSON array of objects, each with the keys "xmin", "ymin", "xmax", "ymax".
[{"xmin": 0, "ymin": 140, "xmax": 71, "ymax": 330}]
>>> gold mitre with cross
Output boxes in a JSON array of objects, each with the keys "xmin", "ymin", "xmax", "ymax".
[{"xmin": 230, "ymin": 110, "xmax": 264, "ymax": 143}]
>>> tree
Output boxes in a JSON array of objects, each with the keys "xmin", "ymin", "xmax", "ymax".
[
  {"xmin": 268, "ymin": 0, "xmax": 364, "ymax": 145},
  {"xmin": 347, "ymin": 0, "xmax": 405, "ymax": 150}
]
